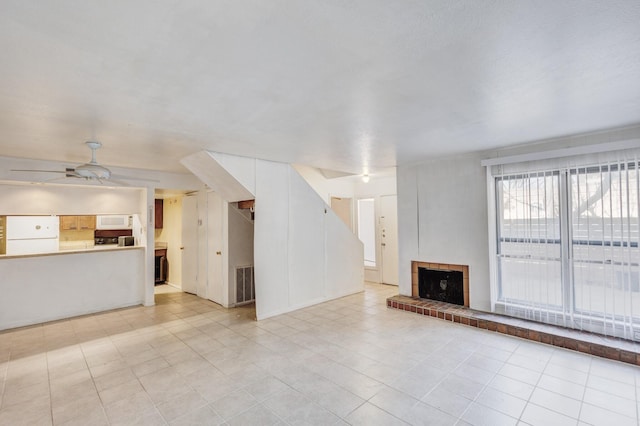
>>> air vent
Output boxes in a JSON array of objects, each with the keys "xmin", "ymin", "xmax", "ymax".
[{"xmin": 236, "ymin": 265, "xmax": 255, "ymax": 305}]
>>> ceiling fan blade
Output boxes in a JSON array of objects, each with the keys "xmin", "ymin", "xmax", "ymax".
[
  {"xmin": 110, "ymin": 173, "xmax": 159, "ymax": 183},
  {"xmin": 11, "ymin": 168, "xmax": 83, "ymax": 179},
  {"xmin": 11, "ymin": 169, "xmax": 70, "ymax": 174},
  {"xmin": 44, "ymin": 176, "xmax": 74, "ymax": 183}
]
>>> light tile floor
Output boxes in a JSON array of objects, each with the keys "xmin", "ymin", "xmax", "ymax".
[{"xmin": 1, "ymin": 283, "xmax": 639, "ymax": 425}]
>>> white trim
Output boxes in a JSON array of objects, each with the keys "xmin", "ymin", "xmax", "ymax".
[
  {"xmin": 486, "ymin": 167, "xmax": 497, "ymax": 312},
  {"xmin": 481, "ymin": 138, "xmax": 640, "ymax": 167}
]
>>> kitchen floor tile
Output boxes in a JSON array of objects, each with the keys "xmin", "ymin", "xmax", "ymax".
[
  {"xmin": 103, "ymin": 390, "xmax": 156, "ymax": 424},
  {"xmin": 51, "ymin": 393, "xmax": 104, "ymax": 425},
  {"xmin": 401, "ymin": 401, "xmax": 458, "ymax": 426},
  {"xmin": 487, "ymin": 374, "xmax": 535, "ymax": 401},
  {"xmin": 0, "ymin": 395, "xmax": 52, "ymax": 426},
  {"xmin": 461, "ymin": 402, "xmax": 518, "ymax": 426},
  {"xmin": 98, "ymin": 378, "xmax": 145, "ymax": 405},
  {"xmin": 312, "ymin": 385, "xmax": 366, "ymax": 418},
  {"xmin": 155, "ymin": 389, "xmax": 208, "ymax": 422},
  {"xmin": 582, "ymin": 387, "xmax": 637, "ymax": 419},
  {"xmin": 476, "ymin": 387, "xmax": 527, "ymax": 419},
  {"xmin": 0, "ymin": 379, "xmax": 49, "ymax": 409},
  {"xmin": 93, "ymin": 366, "xmax": 136, "ymax": 392},
  {"xmin": 579, "ymin": 402, "xmax": 637, "ymax": 426},
  {"xmin": 421, "ymin": 387, "xmax": 472, "ymax": 418},
  {"xmin": 345, "ymin": 402, "xmax": 407, "ymax": 426},
  {"xmin": 225, "ymin": 403, "xmax": 282, "ymax": 426},
  {"xmin": 520, "ymin": 403, "xmax": 578, "ymax": 426},
  {"xmin": 536, "ymin": 374, "xmax": 585, "ymax": 400},
  {"xmin": 369, "ymin": 386, "xmax": 419, "ymax": 419},
  {"xmin": 2, "ymin": 283, "xmax": 640, "ymax": 426},
  {"xmin": 169, "ymin": 405, "xmax": 224, "ymax": 426},
  {"xmin": 529, "ymin": 387, "xmax": 581, "ymax": 419}
]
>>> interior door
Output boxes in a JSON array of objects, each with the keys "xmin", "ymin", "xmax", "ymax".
[
  {"xmin": 380, "ymin": 195, "xmax": 399, "ymax": 285},
  {"xmin": 181, "ymin": 195, "xmax": 198, "ymax": 294},
  {"xmin": 206, "ymin": 192, "xmax": 225, "ymax": 304}
]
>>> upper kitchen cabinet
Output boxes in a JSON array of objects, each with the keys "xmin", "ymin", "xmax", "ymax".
[
  {"xmin": 60, "ymin": 215, "xmax": 96, "ymax": 231},
  {"xmin": 155, "ymin": 199, "xmax": 163, "ymax": 229},
  {"xmin": 78, "ymin": 215, "xmax": 96, "ymax": 230}
]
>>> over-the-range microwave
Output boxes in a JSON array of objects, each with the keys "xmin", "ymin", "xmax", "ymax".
[{"xmin": 96, "ymin": 215, "xmax": 133, "ymax": 230}]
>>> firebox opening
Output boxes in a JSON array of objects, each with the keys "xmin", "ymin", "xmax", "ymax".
[{"xmin": 418, "ymin": 267, "xmax": 464, "ymax": 306}]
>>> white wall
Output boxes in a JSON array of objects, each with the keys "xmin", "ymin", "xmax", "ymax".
[
  {"xmin": 0, "ymin": 183, "xmax": 143, "ymax": 215},
  {"xmin": 254, "ymin": 162, "xmax": 364, "ymax": 319},
  {"xmin": 0, "ymin": 248, "xmax": 144, "ymax": 330},
  {"xmin": 253, "ymin": 160, "xmax": 291, "ymax": 318},
  {"xmin": 181, "ymin": 152, "xmax": 365, "ymax": 320},
  {"xmin": 397, "ymin": 154, "xmax": 491, "ymax": 311},
  {"xmin": 292, "ymin": 164, "xmax": 355, "ymax": 204},
  {"xmin": 354, "ymin": 174, "xmax": 397, "ymax": 199},
  {"xmin": 293, "ymin": 169, "xmax": 399, "ymax": 283}
]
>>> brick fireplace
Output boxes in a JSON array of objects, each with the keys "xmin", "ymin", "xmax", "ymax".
[{"xmin": 411, "ymin": 261, "xmax": 469, "ymax": 307}]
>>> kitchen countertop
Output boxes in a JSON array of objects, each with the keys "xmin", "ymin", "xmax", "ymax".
[{"xmin": 0, "ymin": 245, "xmax": 143, "ymax": 260}]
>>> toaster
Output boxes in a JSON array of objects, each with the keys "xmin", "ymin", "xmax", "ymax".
[{"xmin": 117, "ymin": 236, "xmax": 135, "ymax": 246}]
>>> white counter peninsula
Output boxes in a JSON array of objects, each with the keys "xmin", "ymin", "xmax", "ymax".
[{"xmin": 0, "ymin": 245, "xmax": 145, "ymax": 331}]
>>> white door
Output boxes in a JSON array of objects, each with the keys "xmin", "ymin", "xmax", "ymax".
[
  {"xmin": 181, "ymin": 195, "xmax": 198, "ymax": 294},
  {"xmin": 206, "ymin": 192, "xmax": 225, "ymax": 305},
  {"xmin": 380, "ymin": 195, "xmax": 399, "ymax": 285}
]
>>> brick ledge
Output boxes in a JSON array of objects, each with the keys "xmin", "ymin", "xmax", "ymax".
[{"xmin": 387, "ymin": 295, "xmax": 640, "ymax": 366}]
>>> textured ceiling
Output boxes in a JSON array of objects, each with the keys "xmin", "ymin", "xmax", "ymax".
[{"xmin": 0, "ymin": 1, "xmax": 639, "ymax": 175}]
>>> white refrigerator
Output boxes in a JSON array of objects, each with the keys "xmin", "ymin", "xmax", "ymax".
[{"xmin": 6, "ymin": 216, "xmax": 59, "ymax": 255}]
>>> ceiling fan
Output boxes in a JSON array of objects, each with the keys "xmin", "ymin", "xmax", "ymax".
[{"xmin": 11, "ymin": 141, "xmax": 157, "ymax": 185}]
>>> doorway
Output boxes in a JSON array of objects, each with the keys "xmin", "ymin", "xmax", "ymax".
[
  {"xmin": 380, "ymin": 195, "xmax": 398, "ymax": 285},
  {"xmin": 356, "ymin": 195, "xmax": 399, "ymax": 285},
  {"xmin": 357, "ymin": 198, "xmax": 376, "ymax": 268},
  {"xmin": 153, "ymin": 190, "xmax": 192, "ymax": 295}
]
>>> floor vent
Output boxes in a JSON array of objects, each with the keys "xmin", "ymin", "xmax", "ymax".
[{"xmin": 236, "ymin": 265, "xmax": 255, "ymax": 305}]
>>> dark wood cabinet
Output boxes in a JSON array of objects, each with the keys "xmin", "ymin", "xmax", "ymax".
[{"xmin": 154, "ymin": 199, "xmax": 163, "ymax": 229}]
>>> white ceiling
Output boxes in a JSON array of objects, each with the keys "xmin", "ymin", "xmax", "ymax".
[{"xmin": 0, "ymin": 1, "xmax": 639, "ymax": 175}]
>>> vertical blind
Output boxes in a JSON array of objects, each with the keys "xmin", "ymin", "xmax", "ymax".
[{"xmin": 494, "ymin": 153, "xmax": 640, "ymax": 340}]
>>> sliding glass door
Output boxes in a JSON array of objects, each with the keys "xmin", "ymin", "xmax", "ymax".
[
  {"xmin": 495, "ymin": 161, "xmax": 640, "ymax": 340},
  {"xmin": 496, "ymin": 171, "xmax": 563, "ymax": 322},
  {"xmin": 570, "ymin": 164, "xmax": 640, "ymax": 338}
]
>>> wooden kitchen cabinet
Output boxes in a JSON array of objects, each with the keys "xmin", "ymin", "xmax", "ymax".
[
  {"xmin": 60, "ymin": 216, "xmax": 78, "ymax": 230},
  {"xmin": 155, "ymin": 199, "xmax": 163, "ymax": 229},
  {"xmin": 77, "ymin": 215, "xmax": 96, "ymax": 230},
  {"xmin": 60, "ymin": 215, "xmax": 96, "ymax": 231}
]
